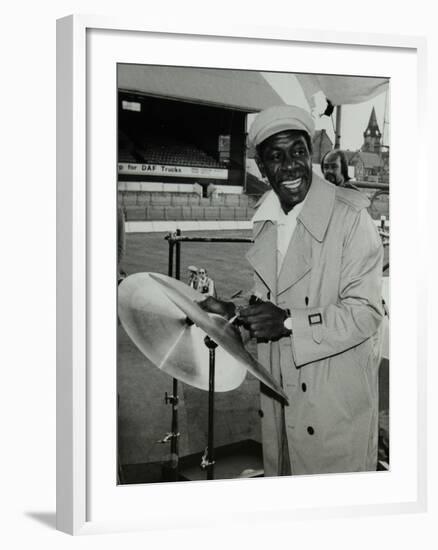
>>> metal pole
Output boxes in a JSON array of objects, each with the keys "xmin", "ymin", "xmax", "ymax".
[
  {"xmin": 175, "ymin": 228, "xmax": 181, "ymax": 281},
  {"xmin": 354, "ymin": 182, "xmax": 389, "ymax": 191},
  {"xmin": 203, "ymin": 336, "xmax": 217, "ymax": 480},
  {"xmin": 334, "ymin": 105, "xmax": 342, "ymax": 149},
  {"xmin": 166, "ymin": 233, "xmax": 179, "ymax": 481},
  {"xmin": 167, "ymin": 236, "xmax": 174, "ymax": 278},
  {"xmin": 169, "ymin": 378, "xmax": 179, "ymax": 481},
  {"xmin": 207, "ymin": 347, "xmax": 216, "ymax": 480},
  {"xmin": 169, "ymin": 236, "xmax": 253, "ymax": 244}
]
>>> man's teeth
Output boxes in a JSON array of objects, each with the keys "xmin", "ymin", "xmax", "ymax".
[{"xmin": 282, "ymin": 178, "xmax": 301, "ymax": 189}]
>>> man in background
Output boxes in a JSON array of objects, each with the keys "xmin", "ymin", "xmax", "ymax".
[{"xmin": 321, "ymin": 148, "xmax": 359, "ymax": 190}]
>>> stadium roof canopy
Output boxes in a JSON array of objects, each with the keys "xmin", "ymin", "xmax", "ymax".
[{"xmin": 118, "ymin": 65, "xmax": 286, "ymax": 112}]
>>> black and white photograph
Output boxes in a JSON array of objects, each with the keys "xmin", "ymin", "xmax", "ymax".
[
  {"xmin": 116, "ymin": 64, "xmax": 390, "ymax": 485},
  {"xmin": 2, "ymin": 0, "xmax": 435, "ymax": 542}
]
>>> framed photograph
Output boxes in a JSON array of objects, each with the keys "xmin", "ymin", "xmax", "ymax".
[{"xmin": 57, "ymin": 15, "xmax": 427, "ymax": 535}]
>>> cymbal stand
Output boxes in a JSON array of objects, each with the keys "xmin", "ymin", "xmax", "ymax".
[
  {"xmin": 201, "ymin": 335, "xmax": 218, "ymax": 480},
  {"xmin": 163, "ymin": 229, "xmax": 254, "ymax": 482},
  {"xmin": 161, "ymin": 229, "xmax": 182, "ymax": 481}
]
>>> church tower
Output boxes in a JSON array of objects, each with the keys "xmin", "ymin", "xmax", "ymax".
[{"xmin": 361, "ymin": 107, "xmax": 382, "ymax": 154}]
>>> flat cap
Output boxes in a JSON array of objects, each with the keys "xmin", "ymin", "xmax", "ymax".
[
  {"xmin": 188, "ymin": 265, "xmax": 198, "ymax": 273},
  {"xmin": 247, "ymin": 105, "xmax": 315, "ymax": 158}
]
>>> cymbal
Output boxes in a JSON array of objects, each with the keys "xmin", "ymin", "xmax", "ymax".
[
  {"xmin": 118, "ymin": 272, "xmax": 246, "ymax": 392},
  {"xmin": 149, "ymin": 273, "xmax": 288, "ymax": 404}
]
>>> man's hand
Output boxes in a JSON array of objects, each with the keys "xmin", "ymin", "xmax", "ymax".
[
  {"xmin": 197, "ymin": 296, "xmax": 236, "ymax": 320},
  {"xmin": 238, "ymin": 302, "xmax": 291, "ymax": 342}
]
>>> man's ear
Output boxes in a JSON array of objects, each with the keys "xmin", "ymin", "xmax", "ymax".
[{"xmin": 255, "ymin": 156, "xmax": 266, "ymax": 178}]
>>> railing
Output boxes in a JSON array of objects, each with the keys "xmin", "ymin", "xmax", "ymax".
[{"xmin": 354, "ymin": 181, "xmax": 389, "ymax": 191}]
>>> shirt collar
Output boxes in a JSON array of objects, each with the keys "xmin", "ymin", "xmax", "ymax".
[{"xmin": 252, "ymin": 190, "xmax": 283, "ymax": 223}]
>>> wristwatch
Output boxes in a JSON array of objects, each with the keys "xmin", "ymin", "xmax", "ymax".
[{"xmin": 283, "ymin": 308, "xmax": 292, "ymax": 331}]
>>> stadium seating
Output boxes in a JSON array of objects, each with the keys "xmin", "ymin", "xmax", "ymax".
[
  {"xmin": 149, "ymin": 192, "xmax": 172, "ymax": 205},
  {"xmin": 164, "ymin": 206, "xmax": 184, "ymax": 220},
  {"xmin": 119, "ymin": 189, "xmax": 257, "ymax": 223},
  {"xmin": 122, "ymin": 203, "xmax": 256, "ymax": 222},
  {"xmin": 210, "ymin": 194, "xmax": 226, "ymax": 205},
  {"xmin": 145, "ymin": 207, "xmax": 166, "ymax": 221},
  {"xmin": 118, "ymin": 152, "xmax": 137, "ymax": 163},
  {"xmin": 135, "ymin": 136, "xmax": 226, "ymax": 169},
  {"xmin": 224, "ymin": 194, "xmax": 240, "ymax": 206},
  {"xmin": 136, "ymin": 193, "xmax": 152, "ymax": 205},
  {"xmin": 124, "ymin": 207, "xmax": 147, "ymax": 221},
  {"xmin": 181, "ymin": 207, "xmax": 193, "ymax": 220},
  {"xmin": 119, "ymin": 131, "xmax": 140, "ymax": 163},
  {"xmin": 189, "ymin": 206, "xmax": 206, "ymax": 220},
  {"xmin": 204, "ymin": 207, "xmax": 221, "ymax": 220},
  {"xmin": 120, "ymin": 191, "xmax": 257, "ymax": 205},
  {"xmin": 219, "ymin": 207, "xmax": 236, "ymax": 220},
  {"xmin": 188, "ymin": 194, "xmax": 202, "ymax": 206},
  {"xmin": 234, "ymin": 207, "xmax": 249, "ymax": 220},
  {"xmin": 119, "ymin": 191, "xmax": 138, "ymax": 205},
  {"xmin": 170, "ymin": 194, "xmax": 190, "ymax": 206}
]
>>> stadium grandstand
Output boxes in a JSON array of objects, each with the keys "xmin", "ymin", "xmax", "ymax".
[{"xmin": 117, "ymin": 65, "xmax": 285, "ymax": 228}]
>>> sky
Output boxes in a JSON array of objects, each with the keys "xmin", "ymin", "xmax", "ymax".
[{"xmin": 262, "ymin": 71, "xmax": 389, "ymax": 152}]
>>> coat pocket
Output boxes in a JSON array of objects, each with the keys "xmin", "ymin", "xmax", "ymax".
[{"xmin": 329, "ymin": 347, "xmax": 372, "ymax": 420}]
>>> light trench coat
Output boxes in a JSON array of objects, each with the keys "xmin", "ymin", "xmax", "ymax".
[{"xmin": 246, "ymin": 175, "xmax": 383, "ymax": 476}]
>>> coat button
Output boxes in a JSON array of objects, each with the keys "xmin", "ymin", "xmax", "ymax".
[
  {"xmin": 258, "ymin": 409, "xmax": 264, "ymax": 418},
  {"xmin": 301, "ymin": 383, "xmax": 307, "ymax": 392},
  {"xmin": 307, "ymin": 426, "xmax": 314, "ymax": 435}
]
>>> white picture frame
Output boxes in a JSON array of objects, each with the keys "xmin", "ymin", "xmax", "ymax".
[{"xmin": 56, "ymin": 15, "xmax": 427, "ymax": 535}]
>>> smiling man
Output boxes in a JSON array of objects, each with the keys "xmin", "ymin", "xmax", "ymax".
[
  {"xmin": 257, "ymin": 130, "xmax": 312, "ymax": 212},
  {"xmin": 202, "ymin": 105, "xmax": 384, "ymax": 476}
]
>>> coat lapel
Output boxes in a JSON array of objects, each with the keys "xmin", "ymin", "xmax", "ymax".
[
  {"xmin": 277, "ymin": 176, "xmax": 336, "ymax": 295},
  {"xmin": 298, "ymin": 174, "xmax": 336, "ymax": 243},
  {"xmin": 277, "ymin": 224, "xmax": 311, "ymax": 295},
  {"xmin": 247, "ymin": 176, "xmax": 336, "ymax": 297},
  {"xmin": 246, "ymin": 220, "xmax": 277, "ymax": 296}
]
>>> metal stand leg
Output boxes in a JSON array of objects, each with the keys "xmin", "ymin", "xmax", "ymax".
[
  {"xmin": 160, "ymin": 231, "xmax": 182, "ymax": 481},
  {"xmin": 170, "ymin": 378, "xmax": 179, "ymax": 477},
  {"xmin": 202, "ymin": 336, "xmax": 217, "ymax": 480}
]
